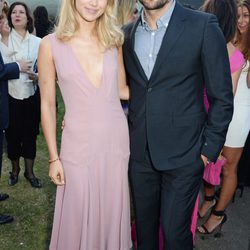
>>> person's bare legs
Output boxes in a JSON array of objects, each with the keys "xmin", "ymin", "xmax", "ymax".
[
  {"xmin": 198, "ymin": 182, "xmax": 216, "ymax": 218},
  {"xmin": 198, "ymin": 146, "xmax": 243, "ymax": 233}
]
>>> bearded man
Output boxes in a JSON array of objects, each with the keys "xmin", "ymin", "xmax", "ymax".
[{"xmin": 122, "ymin": 0, "xmax": 233, "ymax": 249}]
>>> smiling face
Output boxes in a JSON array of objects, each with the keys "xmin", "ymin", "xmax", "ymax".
[
  {"xmin": 237, "ymin": 5, "xmax": 250, "ymax": 34},
  {"xmin": 75, "ymin": 0, "xmax": 108, "ymax": 23},
  {"xmin": 11, "ymin": 4, "xmax": 28, "ymax": 30}
]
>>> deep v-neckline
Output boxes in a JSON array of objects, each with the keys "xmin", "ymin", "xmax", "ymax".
[{"xmin": 66, "ymin": 43, "xmax": 106, "ymax": 90}]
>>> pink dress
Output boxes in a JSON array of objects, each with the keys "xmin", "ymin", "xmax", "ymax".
[
  {"xmin": 204, "ymin": 48, "xmax": 245, "ymax": 111},
  {"xmin": 48, "ymin": 34, "xmax": 132, "ymax": 250}
]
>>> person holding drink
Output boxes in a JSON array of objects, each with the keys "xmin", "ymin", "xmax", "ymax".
[{"xmin": 3, "ymin": 2, "xmax": 41, "ymax": 188}]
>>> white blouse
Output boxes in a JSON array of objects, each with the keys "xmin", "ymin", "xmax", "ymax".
[{"xmin": 7, "ymin": 29, "xmax": 41, "ymax": 100}]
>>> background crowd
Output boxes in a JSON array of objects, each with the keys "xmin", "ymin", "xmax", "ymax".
[{"xmin": 0, "ymin": 0, "xmax": 249, "ymax": 249}]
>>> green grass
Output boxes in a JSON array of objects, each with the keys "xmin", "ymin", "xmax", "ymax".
[{"xmin": 0, "ymin": 88, "xmax": 65, "ymax": 250}]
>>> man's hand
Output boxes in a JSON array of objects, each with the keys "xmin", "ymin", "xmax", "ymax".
[
  {"xmin": 201, "ymin": 154, "xmax": 208, "ymax": 167},
  {"xmin": 16, "ymin": 59, "xmax": 32, "ymax": 73}
]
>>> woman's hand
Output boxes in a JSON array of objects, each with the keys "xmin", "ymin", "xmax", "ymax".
[
  {"xmin": 27, "ymin": 71, "xmax": 38, "ymax": 82},
  {"xmin": 49, "ymin": 160, "xmax": 65, "ymax": 185},
  {"xmin": 16, "ymin": 59, "xmax": 32, "ymax": 73}
]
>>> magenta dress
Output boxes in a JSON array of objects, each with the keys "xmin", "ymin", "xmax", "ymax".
[{"xmin": 48, "ymin": 34, "xmax": 132, "ymax": 250}]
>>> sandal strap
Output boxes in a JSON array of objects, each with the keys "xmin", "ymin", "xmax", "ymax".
[
  {"xmin": 204, "ymin": 195, "xmax": 215, "ymax": 201},
  {"xmin": 212, "ymin": 210, "xmax": 225, "ymax": 217},
  {"xmin": 199, "ymin": 224, "xmax": 210, "ymax": 234}
]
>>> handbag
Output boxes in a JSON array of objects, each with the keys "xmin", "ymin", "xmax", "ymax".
[{"xmin": 203, "ymin": 156, "xmax": 226, "ymax": 186}]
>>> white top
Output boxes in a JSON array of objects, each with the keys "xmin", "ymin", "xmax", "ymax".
[
  {"xmin": 7, "ymin": 29, "xmax": 41, "ymax": 100},
  {"xmin": 234, "ymin": 61, "xmax": 250, "ymax": 106}
]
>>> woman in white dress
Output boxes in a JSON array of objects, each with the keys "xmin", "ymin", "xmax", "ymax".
[{"xmin": 198, "ymin": 0, "xmax": 250, "ymax": 235}]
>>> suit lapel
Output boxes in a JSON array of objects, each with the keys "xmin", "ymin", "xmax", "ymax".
[
  {"xmin": 149, "ymin": 3, "xmax": 186, "ymax": 84},
  {"xmin": 126, "ymin": 18, "xmax": 149, "ymax": 84}
]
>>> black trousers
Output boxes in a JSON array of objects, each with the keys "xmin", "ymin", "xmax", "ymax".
[
  {"xmin": 129, "ymin": 148, "xmax": 203, "ymax": 250},
  {"xmin": 5, "ymin": 92, "xmax": 40, "ymax": 160}
]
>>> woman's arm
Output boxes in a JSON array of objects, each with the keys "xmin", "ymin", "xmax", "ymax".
[
  {"xmin": 118, "ymin": 47, "xmax": 129, "ymax": 100},
  {"xmin": 38, "ymin": 36, "xmax": 65, "ymax": 185}
]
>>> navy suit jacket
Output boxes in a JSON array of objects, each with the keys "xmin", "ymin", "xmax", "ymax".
[
  {"xmin": 123, "ymin": 3, "xmax": 234, "ymax": 170},
  {"xmin": 0, "ymin": 53, "xmax": 19, "ymax": 130}
]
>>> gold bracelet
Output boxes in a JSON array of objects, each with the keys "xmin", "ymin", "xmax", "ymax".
[{"xmin": 49, "ymin": 157, "xmax": 59, "ymax": 164}]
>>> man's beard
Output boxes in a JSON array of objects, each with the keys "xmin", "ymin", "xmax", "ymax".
[{"xmin": 139, "ymin": 0, "xmax": 171, "ymax": 10}]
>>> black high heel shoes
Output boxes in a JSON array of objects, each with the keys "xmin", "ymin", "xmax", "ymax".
[{"xmin": 197, "ymin": 210, "xmax": 227, "ymax": 238}]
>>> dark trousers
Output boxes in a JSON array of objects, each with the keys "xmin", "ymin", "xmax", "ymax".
[
  {"xmin": 5, "ymin": 93, "xmax": 40, "ymax": 160},
  {"xmin": 0, "ymin": 130, "xmax": 3, "ymax": 176},
  {"xmin": 129, "ymin": 148, "xmax": 203, "ymax": 250}
]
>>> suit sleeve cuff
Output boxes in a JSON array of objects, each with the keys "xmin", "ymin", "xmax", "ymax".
[
  {"xmin": 16, "ymin": 62, "xmax": 21, "ymax": 71},
  {"xmin": 201, "ymin": 141, "xmax": 222, "ymax": 163}
]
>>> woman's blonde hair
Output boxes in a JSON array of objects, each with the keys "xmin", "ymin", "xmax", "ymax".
[{"xmin": 56, "ymin": 0, "xmax": 124, "ymax": 48}]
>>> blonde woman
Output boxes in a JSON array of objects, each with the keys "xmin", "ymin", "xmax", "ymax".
[{"xmin": 38, "ymin": 0, "xmax": 131, "ymax": 249}]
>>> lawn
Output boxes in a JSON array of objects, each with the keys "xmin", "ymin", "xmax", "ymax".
[{"xmin": 0, "ymin": 88, "xmax": 65, "ymax": 250}]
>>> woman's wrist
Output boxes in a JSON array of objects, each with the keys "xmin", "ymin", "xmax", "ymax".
[{"xmin": 49, "ymin": 157, "xmax": 60, "ymax": 164}]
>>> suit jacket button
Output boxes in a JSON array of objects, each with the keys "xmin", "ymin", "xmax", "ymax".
[{"xmin": 147, "ymin": 87, "xmax": 152, "ymax": 92}]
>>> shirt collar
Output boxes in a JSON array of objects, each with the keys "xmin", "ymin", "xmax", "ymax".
[
  {"xmin": 140, "ymin": 0, "xmax": 176, "ymax": 30},
  {"xmin": 11, "ymin": 28, "xmax": 30, "ymax": 42}
]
